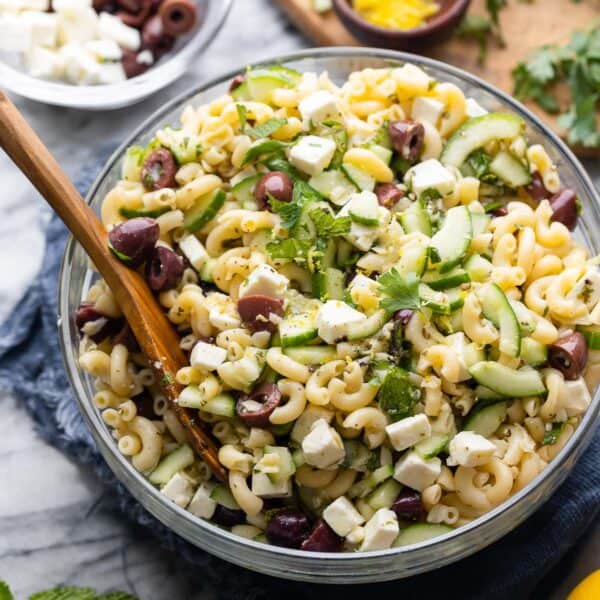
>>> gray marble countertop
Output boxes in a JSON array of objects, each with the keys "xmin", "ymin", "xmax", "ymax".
[{"xmin": 0, "ymin": 2, "xmax": 598, "ymax": 597}]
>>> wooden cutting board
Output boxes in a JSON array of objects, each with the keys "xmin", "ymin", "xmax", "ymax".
[{"xmin": 275, "ymin": 0, "xmax": 600, "ymax": 157}]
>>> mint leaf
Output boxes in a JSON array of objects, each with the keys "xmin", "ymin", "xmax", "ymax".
[
  {"xmin": 97, "ymin": 593, "xmax": 139, "ymax": 600},
  {"xmin": 236, "ymin": 104, "xmax": 247, "ymax": 133},
  {"xmin": 0, "ymin": 581, "xmax": 14, "ymax": 600},
  {"xmin": 293, "ymin": 179, "xmax": 324, "ymax": 205},
  {"xmin": 268, "ymin": 196, "xmax": 302, "ymax": 229},
  {"xmin": 542, "ymin": 422, "xmax": 565, "ymax": 446},
  {"xmin": 29, "ymin": 587, "xmax": 97, "ymax": 600},
  {"xmin": 308, "ymin": 207, "xmax": 351, "ymax": 237},
  {"xmin": 246, "ymin": 118, "xmax": 288, "ymax": 140},
  {"xmin": 242, "ymin": 140, "xmax": 289, "ymax": 166},
  {"xmin": 266, "ymin": 238, "xmax": 311, "ymax": 260},
  {"xmin": 378, "ymin": 269, "xmax": 421, "ymax": 313}
]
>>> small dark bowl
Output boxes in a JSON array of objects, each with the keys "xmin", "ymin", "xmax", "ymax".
[{"xmin": 333, "ymin": 0, "xmax": 471, "ymax": 50}]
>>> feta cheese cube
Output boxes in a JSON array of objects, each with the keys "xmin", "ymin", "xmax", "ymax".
[
  {"xmin": 20, "ymin": 0, "xmax": 51, "ymax": 10},
  {"xmin": 559, "ymin": 377, "xmax": 591, "ymax": 417},
  {"xmin": 465, "ymin": 97, "xmax": 488, "ymax": 118},
  {"xmin": 323, "ymin": 496, "xmax": 365, "ymax": 537},
  {"xmin": 190, "ymin": 341, "xmax": 228, "ymax": 371},
  {"xmin": 299, "ymin": 90, "xmax": 340, "ymax": 126},
  {"xmin": 58, "ymin": 8, "xmax": 98, "ymax": 45},
  {"xmin": 96, "ymin": 61, "xmax": 126, "ymax": 84},
  {"xmin": 445, "ymin": 332, "xmax": 471, "ymax": 382},
  {"xmin": 251, "ymin": 472, "xmax": 293, "ymax": 498},
  {"xmin": 61, "ymin": 44, "xmax": 102, "ymax": 85},
  {"xmin": 393, "ymin": 451, "xmax": 441, "ymax": 492},
  {"xmin": 98, "ymin": 12, "xmax": 141, "ymax": 51},
  {"xmin": 25, "ymin": 45, "xmax": 64, "ymax": 80},
  {"xmin": 337, "ymin": 192, "xmax": 390, "ymax": 252},
  {"xmin": 301, "ymin": 418, "xmax": 345, "ymax": 469},
  {"xmin": 346, "ymin": 526, "xmax": 365, "ymax": 545},
  {"xmin": 53, "ymin": 0, "xmax": 92, "ymax": 16},
  {"xmin": 217, "ymin": 349, "xmax": 263, "ymax": 391},
  {"xmin": 406, "ymin": 159, "xmax": 456, "ymax": 197},
  {"xmin": 315, "ymin": 300, "xmax": 367, "ymax": 344},
  {"xmin": 84, "ymin": 39, "xmax": 122, "ymax": 62},
  {"xmin": 291, "ymin": 406, "xmax": 334, "ymax": 443},
  {"xmin": 0, "ymin": 15, "xmax": 32, "ymax": 52},
  {"xmin": 22, "ymin": 11, "xmax": 58, "ymax": 48},
  {"xmin": 188, "ymin": 483, "xmax": 216, "ymax": 519},
  {"xmin": 239, "ymin": 264, "xmax": 289, "ymax": 300},
  {"xmin": 386, "ymin": 414, "xmax": 432, "ymax": 452},
  {"xmin": 448, "ymin": 431, "xmax": 497, "ymax": 467},
  {"xmin": 411, "ymin": 96, "xmax": 445, "ymax": 126},
  {"xmin": 359, "ymin": 508, "xmax": 399, "ymax": 551},
  {"xmin": 178, "ymin": 234, "xmax": 208, "ymax": 271},
  {"xmin": 288, "ymin": 135, "xmax": 336, "ymax": 176},
  {"xmin": 161, "ymin": 473, "xmax": 193, "ymax": 508}
]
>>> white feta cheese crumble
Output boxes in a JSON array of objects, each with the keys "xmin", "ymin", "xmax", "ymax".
[
  {"xmin": 58, "ymin": 7, "xmax": 98, "ymax": 45},
  {"xmin": 299, "ymin": 90, "xmax": 340, "ymax": 126},
  {"xmin": 315, "ymin": 300, "xmax": 367, "ymax": 344},
  {"xmin": 190, "ymin": 341, "xmax": 228, "ymax": 371},
  {"xmin": 465, "ymin": 97, "xmax": 488, "ymax": 118},
  {"xmin": 323, "ymin": 496, "xmax": 365, "ymax": 537},
  {"xmin": 359, "ymin": 508, "xmax": 399, "ymax": 551},
  {"xmin": 288, "ymin": 135, "xmax": 337, "ymax": 176},
  {"xmin": 61, "ymin": 44, "xmax": 102, "ymax": 85},
  {"xmin": 0, "ymin": 14, "xmax": 32, "ymax": 52},
  {"xmin": 386, "ymin": 414, "xmax": 432, "ymax": 452},
  {"xmin": 161, "ymin": 472, "xmax": 193, "ymax": 508},
  {"xmin": 188, "ymin": 483, "xmax": 216, "ymax": 519},
  {"xmin": 393, "ymin": 451, "xmax": 441, "ymax": 492},
  {"xmin": 53, "ymin": 0, "xmax": 92, "ymax": 16},
  {"xmin": 346, "ymin": 526, "xmax": 365, "ymax": 545},
  {"xmin": 559, "ymin": 377, "xmax": 592, "ymax": 417},
  {"xmin": 291, "ymin": 406, "xmax": 334, "ymax": 443},
  {"xmin": 301, "ymin": 418, "xmax": 345, "ymax": 469},
  {"xmin": 411, "ymin": 96, "xmax": 445, "ymax": 126},
  {"xmin": 405, "ymin": 159, "xmax": 457, "ymax": 197},
  {"xmin": 136, "ymin": 49, "xmax": 154, "ymax": 66},
  {"xmin": 251, "ymin": 472, "xmax": 293, "ymax": 498},
  {"xmin": 22, "ymin": 11, "xmax": 58, "ymax": 47},
  {"xmin": 25, "ymin": 45, "xmax": 64, "ymax": 79},
  {"xmin": 95, "ymin": 61, "xmax": 126, "ymax": 84},
  {"xmin": 239, "ymin": 264, "xmax": 289, "ymax": 300},
  {"xmin": 448, "ymin": 431, "xmax": 497, "ymax": 467},
  {"xmin": 178, "ymin": 234, "xmax": 208, "ymax": 271},
  {"xmin": 84, "ymin": 38, "xmax": 122, "ymax": 62},
  {"xmin": 98, "ymin": 12, "xmax": 141, "ymax": 51}
]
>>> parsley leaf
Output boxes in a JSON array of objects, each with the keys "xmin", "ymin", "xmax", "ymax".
[
  {"xmin": 246, "ymin": 118, "xmax": 288, "ymax": 140},
  {"xmin": 377, "ymin": 269, "xmax": 421, "ymax": 313},
  {"xmin": 308, "ymin": 207, "xmax": 352, "ymax": 237},
  {"xmin": 242, "ymin": 140, "xmax": 289, "ymax": 166},
  {"xmin": 457, "ymin": 15, "xmax": 492, "ymax": 64},
  {"xmin": 542, "ymin": 422, "xmax": 566, "ymax": 446},
  {"xmin": 268, "ymin": 196, "xmax": 303, "ymax": 229},
  {"xmin": 377, "ymin": 367, "xmax": 421, "ymax": 422},
  {"xmin": 29, "ymin": 588, "xmax": 97, "ymax": 600},
  {"xmin": 266, "ymin": 238, "xmax": 311, "ymax": 260},
  {"xmin": 0, "ymin": 580, "xmax": 13, "ymax": 600},
  {"xmin": 236, "ymin": 104, "xmax": 247, "ymax": 133}
]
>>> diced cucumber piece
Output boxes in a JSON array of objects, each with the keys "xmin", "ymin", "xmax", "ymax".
[
  {"xmin": 414, "ymin": 433, "xmax": 450, "ymax": 459},
  {"xmin": 119, "ymin": 206, "xmax": 170, "ymax": 219},
  {"xmin": 183, "ymin": 189, "xmax": 226, "ymax": 233},
  {"xmin": 367, "ymin": 479, "xmax": 402, "ymax": 510},
  {"xmin": 430, "ymin": 205, "xmax": 472, "ymax": 273},
  {"xmin": 470, "ymin": 212, "xmax": 491, "ymax": 237},
  {"xmin": 348, "ymin": 464, "xmax": 394, "ymax": 498},
  {"xmin": 509, "ymin": 300, "xmax": 537, "ymax": 336},
  {"xmin": 423, "ymin": 267, "xmax": 470, "ymax": 291},
  {"xmin": 347, "ymin": 309, "xmax": 389, "ymax": 340},
  {"xmin": 433, "ymin": 311, "xmax": 464, "ymax": 335},
  {"xmin": 475, "ymin": 385, "xmax": 505, "ymax": 401},
  {"xmin": 440, "ymin": 113, "xmax": 526, "ymax": 168},
  {"xmin": 231, "ymin": 174, "xmax": 261, "ymax": 207},
  {"xmin": 279, "ymin": 312, "xmax": 319, "ymax": 347},
  {"xmin": 489, "ymin": 151, "xmax": 532, "ymax": 188},
  {"xmin": 368, "ymin": 143, "xmax": 393, "ymax": 165},
  {"xmin": 399, "ymin": 200, "xmax": 432, "ymax": 236},
  {"xmin": 419, "ymin": 284, "xmax": 464, "ymax": 315},
  {"xmin": 265, "ymin": 65, "xmax": 302, "ymax": 83},
  {"xmin": 393, "ymin": 523, "xmax": 453, "ymax": 547},
  {"xmin": 308, "ymin": 169, "xmax": 355, "ymax": 206},
  {"xmin": 342, "ymin": 163, "xmax": 376, "ymax": 192},
  {"xmin": 158, "ymin": 127, "xmax": 202, "ymax": 164},
  {"xmin": 179, "ymin": 386, "xmax": 236, "ymax": 418},
  {"xmin": 283, "ymin": 345, "xmax": 336, "ymax": 365},
  {"xmin": 464, "ymin": 253, "xmax": 493, "ymax": 283},
  {"xmin": 463, "ymin": 401, "xmax": 508, "ymax": 437},
  {"xmin": 121, "ymin": 145, "xmax": 147, "ymax": 182},
  {"xmin": 264, "ymin": 445, "xmax": 296, "ymax": 482},
  {"xmin": 520, "ymin": 337, "xmax": 548, "ymax": 367},
  {"xmin": 210, "ymin": 484, "xmax": 241, "ymax": 510},
  {"xmin": 149, "ymin": 444, "xmax": 194, "ymax": 485},
  {"xmin": 469, "ymin": 362, "xmax": 546, "ymax": 397},
  {"xmin": 246, "ymin": 67, "xmax": 299, "ymax": 103},
  {"xmin": 200, "ymin": 257, "xmax": 217, "ymax": 283},
  {"xmin": 313, "ymin": 267, "xmax": 345, "ymax": 301},
  {"xmin": 477, "ymin": 283, "xmax": 521, "ymax": 357},
  {"xmin": 395, "ymin": 243, "xmax": 429, "ymax": 278},
  {"xmin": 350, "ymin": 194, "xmax": 379, "ymax": 226},
  {"xmin": 231, "ymin": 80, "xmax": 250, "ymax": 100},
  {"xmin": 343, "ymin": 440, "xmax": 375, "ymax": 472},
  {"xmin": 577, "ymin": 324, "xmax": 600, "ymax": 350},
  {"xmin": 292, "ymin": 448, "xmax": 306, "ymax": 467}
]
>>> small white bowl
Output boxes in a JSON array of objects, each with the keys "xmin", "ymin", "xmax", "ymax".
[{"xmin": 0, "ymin": 0, "xmax": 233, "ymax": 110}]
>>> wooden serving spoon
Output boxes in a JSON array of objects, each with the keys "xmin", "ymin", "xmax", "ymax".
[{"xmin": 0, "ymin": 91, "xmax": 227, "ymax": 482}]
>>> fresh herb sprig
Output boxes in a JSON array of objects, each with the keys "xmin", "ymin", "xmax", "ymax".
[
  {"xmin": 456, "ymin": 0, "xmax": 507, "ymax": 64},
  {"xmin": 377, "ymin": 269, "xmax": 421, "ymax": 313},
  {"xmin": 0, "ymin": 579, "xmax": 138, "ymax": 600}
]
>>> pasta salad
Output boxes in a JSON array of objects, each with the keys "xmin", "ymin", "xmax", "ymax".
[{"xmin": 77, "ymin": 63, "xmax": 600, "ymax": 553}]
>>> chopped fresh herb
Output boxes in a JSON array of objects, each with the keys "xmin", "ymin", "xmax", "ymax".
[
  {"xmin": 262, "ymin": 157, "xmax": 304, "ymax": 180},
  {"xmin": 236, "ymin": 103, "xmax": 247, "ymax": 132},
  {"xmin": 0, "ymin": 581, "xmax": 12, "ymax": 600},
  {"xmin": 309, "ymin": 207, "xmax": 352, "ymax": 237},
  {"xmin": 392, "ymin": 156, "xmax": 413, "ymax": 176},
  {"xmin": 465, "ymin": 149, "xmax": 492, "ymax": 179},
  {"xmin": 542, "ymin": 422, "xmax": 566, "ymax": 446},
  {"xmin": 160, "ymin": 372, "xmax": 175, "ymax": 387},
  {"xmin": 269, "ymin": 196, "xmax": 303, "ymax": 229},
  {"xmin": 428, "ymin": 246, "xmax": 442, "ymax": 264},
  {"xmin": 366, "ymin": 451, "xmax": 380, "ymax": 471},
  {"xmin": 377, "ymin": 269, "xmax": 421, "ymax": 313},
  {"xmin": 371, "ymin": 121, "xmax": 392, "ymax": 149},
  {"xmin": 457, "ymin": 15, "xmax": 494, "ymax": 64},
  {"xmin": 266, "ymin": 238, "xmax": 312, "ymax": 260},
  {"xmin": 246, "ymin": 118, "xmax": 288, "ymax": 140},
  {"xmin": 124, "ymin": 145, "xmax": 146, "ymax": 167},
  {"xmin": 484, "ymin": 200, "xmax": 506, "ymax": 213},
  {"xmin": 22, "ymin": 583, "xmax": 139, "ymax": 600},
  {"xmin": 419, "ymin": 188, "xmax": 442, "ymax": 203},
  {"xmin": 108, "ymin": 242, "xmax": 132, "ymax": 264},
  {"xmin": 377, "ymin": 367, "xmax": 421, "ymax": 421},
  {"xmin": 242, "ymin": 140, "xmax": 290, "ymax": 166}
]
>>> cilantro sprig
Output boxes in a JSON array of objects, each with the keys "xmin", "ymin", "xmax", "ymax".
[
  {"xmin": 377, "ymin": 269, "xmax": 421, "ymax": 313},
  {"xmin": 0, "ymin": 579, "xmax": 138, "ymax": 600},
  {"xmin": 456, "ymin": 0, "xmax": 507, "ymax": 64}
]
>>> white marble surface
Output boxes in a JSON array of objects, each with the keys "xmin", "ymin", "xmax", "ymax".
[{"xmin": 0, "ymin": 1, "xmax": 598, "ymax": 597}]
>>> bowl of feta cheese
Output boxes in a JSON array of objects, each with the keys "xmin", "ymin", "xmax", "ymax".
[{"xmin": 0, "ymin": 0, "xmax": 232, "ymax": 109}]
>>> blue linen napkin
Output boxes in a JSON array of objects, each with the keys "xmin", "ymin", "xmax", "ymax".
[{"xmin": 1, "ymin": 158, "xmax": 599, "ymax": 600}]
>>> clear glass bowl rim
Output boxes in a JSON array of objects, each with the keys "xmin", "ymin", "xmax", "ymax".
[{"xmin": 58, "ymin": 47, "xmax": 600, "ymax": 583}]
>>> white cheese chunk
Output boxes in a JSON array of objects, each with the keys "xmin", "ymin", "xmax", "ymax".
[
  {"xmin": 288, "ymin": 135, "xmax": 336, "ymax": 176},
  {"xmin": 136, "ymin": 49, "xmax": 154, "ymax": 66},
  {"xmin": 25, "ymin": 45, "xmax": 64, "ymax": 79},
  {"xmin": 190, "ymin": 341, "xmax": 228, "ymax": 371},
  {"xmin": 0, "ymin": 15, "xmax": 32, "ymax": 52},
  {"xmin": 465, "ymin": 97, "xmax": 488, "ymax": 118},
  {"xmin": 406, "ymin": 159, "xmax": 456, "ymax": 197},
  {"xmin": 53, "ymin": 0, "xmax": 92, "ymax": 15},
  {"xmin": 20, "ymin": 0, "xmax": 51, "ymax": 10},
  {"xmin": 411, "ymin": 96, "xmax": 445, "ymax": 126},
  {"xmin": 96, "ymin": 61, "xmax": 126, "ymax": 84},
  {"xmin": 323, "ymin": 496, "xmax": 365, "ymax": 537},
  {"xmin": 188, "ymin": 483, "xmax": 216, "ymax": 519},
  {"xmin": 161, "ymin": 473, "xmax": 193, "ymax": 508},
  {"xmin": 337, "ymin": 192, "xmax": 390, "ymax": 252},
  {"xmin": 315, "ymin": 300, "xmax": 367, "ymax": 344},
  {"xmin": 560, "ymin": 377, "xmax": 592, "ymax": 417},
  {"xmin": 98, "ymin": 12, "xmax": 141, "ymax": 51},
  {"xmin": 299, "ymin": 90, "xmax": 340, "ymax": 126},
  {"xmin": 22, "ymin": 11, "xmax": 58, "ymax": 48},
  {"xmin": 346, "ymin": 526, "xmax": 365, "ymax": 545},
  {"xmin": 251, "ymin": 472, "xmax": 293, "ymax": 498},
  {"xmin": 291, "ymin": 405, "xmax": 334, "ymax": 443},
  {"xmin": 448, "ymin": 431, "xmax": 496, "ymax": 467},
  {"xmin": 386, "ymin": 414, "xmax": 432, "ymax": 452},
  {"xmin": 58, "ymin": 8, "xmax": 98, "ymax": 45},
  {"xmin": 178, "ymin": 234, "xmax": 208, "ymax": 271},
  {"xmin": 239, "ymin": 264, "xmax": 289, "ymax": 299},
  {"xmin": 393, "ymin": 451, "xmax": 441, "ymax": 492},
  {"xmin": 61, "ymin": 44, "xmax": 102, "ymax": 85},
  {"xmin": 359, "ymin": 508, "xmax": 399, "ymax": 551},
  {"xmin": 84, "ymin": 38, "xmax": 122, "ymax": 62},
  {"xmin": 392, "ymin": 63, "xmax": 433, "ymax": 97},
  {"xmin": 301, "ymin": 418, "xmax": 345, "ymax": 469}
]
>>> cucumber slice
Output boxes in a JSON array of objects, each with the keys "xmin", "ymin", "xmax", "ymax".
[
  {"xmin": 475, "ymin": 385, "xmax": 505, "ymax": 401},
  {"xmin": 149, "ymin": 444, "xmax": 194, "ymax": 485},
  {"xmin": 231, "ymin": 174, "xmax": 261, "ymax": 206},
  {"xmin": 246, "ymin": 68, "xmax": 298, "ymax": 103},
  {"xmin": 520, "ymin": 337, "xmax": 548, "ymax": 367},
  {"xmin": 367, "ymin": 478, "xmax": 402, "ymax": 510},
  {"xmin": 200, "ymin": 257, "xmax": 216, "ymax": 283},
  {"xmin": 121, "ymin": 145, "xmax": 146, "ymax": 182},
  {"xmin": 179, "ymin": 386, "xmax": 236, "ymax": 417},
  {"xmin": 463, "ymin": 401, "xmax": 507, "ymax": 437},
  {"xmin": 348, "ymin": 464, "xmax": 394, "ymax": 499},
  {"xmin": 423, "ymin": 267, "xmax": 470, "ymax": 291},
  {"xmin": 577, "ymin": 324, "xmax": 600, "ymax": 350},
  {"xmin": 313, "ymin": 267, "xmax": 345, "ymax": 301},
  {"xmin": 509, "ymin": 300, "xmax": 537, "ymax": 336},
  {"xmin": 350, "ymin": 193, "xmax": 379, "ymax": 226},
  {"xmin": 210, "ymin": 483, "xmax": 241, "ymax": 510},
  {"xmin": 470, "ymin": 212, "xmax": 491, "ymax": 237},
  {"xmin": 440, "ymin": 113, "xmax": 526, "ymax": 168},
  {"xmin": 430, "ymin": 205, "xmax": 472, "ymax": 273},
  {"xmin": 399, "ymin": 200, "xmax": 432, "ymax": 236},
  {"xmin": 414, "ymin": 433, "xmax": 449, "ymax": 459},
  {"xmin": 395, "ymin": 243, "xmax": 429, "ymax": 278},
  {"xmin": 489, "ymin": 151, "xmax": 532, "ymax": 188},
  {"xmin": 292, "ymin": 448, "xmax": 306, "ymax": 467},
  {"xmin": 183, "ymin": 189, "xmax": 226, "ymax": 233},
  {"xmin": 264, "ymin": 445, "xmax": 296, "ymax": 482},
  {"xmin": 279, "ymin": 312, "xmax": 319, "ymax": 347},
  {"xmin": 308, "ymin": 169, "xmax": 355, "ymax": 206},
  {"xmin": 393, "ymin": 523, "xmax": 453, "ymax": 547},
  {"xmin": 368, "ymin": 143, "xmax": 393, "ymax": 165},
  {"xmin": 469, "ymin": 362, "xmax": 546, "ymax": 397},
  {"xmin": 343, "ymin": 440, "xmax": 375, "ymax": 472},
  {"xmin": 283, "ymin": 345, "xmax": 337, "ymax": 365},
  {"xmin": 464, "ymin": 253, "xmax": 493, "ymax": 283},
  {"xmin": 230, "ymin": 80, "xmax": 250, "ymax": 100},
  {"xmin": 476, "ymin": 283, "xmax": 521, "ymax": 357},
  {"xmin": 119, "ymin": 206, "xmax": 170, "ymax": 219},
  {"xmin": 265, "ymin": 65, "xmax": 302, "ymax": 83},
  {"xmin": 346, "ymin": 309, "xmax": 389, "ymax": 340},
  {"xmin": 419, "ymin": 284, "xmax": 464, "ymax": 315},
  {"xmin": 341, "ymin": 163, "xmax": 376, "ymax": 192}
]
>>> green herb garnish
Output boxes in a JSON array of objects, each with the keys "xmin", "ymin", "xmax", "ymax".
[
  {"xmin": 542, "ymin": 422, "xmax": 566, "ymax": 446},
  {"xmin": 246, "ymin": 118, "xmax": 288, "ymax": 140},
  {"xmin": 377, "ymin": 269, "xmax": 421, "ymax": 313}
]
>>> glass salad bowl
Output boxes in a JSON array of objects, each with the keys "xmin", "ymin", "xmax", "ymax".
[
  {"xmin": 58, "ymin": 48, "xmax": 600, "ymax": 583},
  {"xmin": 0, "ymin": 0, "xmax": 233, "ymax": 110}
]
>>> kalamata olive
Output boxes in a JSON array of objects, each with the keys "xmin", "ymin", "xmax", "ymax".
[
  {"xmin": 117, "ymin": 1, "xmax": 152, "ymax": 28},
  {"xmin": 159, "ymin": 0, "xmax": 197, "ymax": 36},
  {"xmin": 374, "ymin": 182, "xmax": 404, "ymax": 208},
  {"xmin": 550, "ymin": 188, "xmax": 578, "ymax": 231},
  {"xmin": 491, "ymin": 205, "xmax": 508, "ymax": 217},
  {"xmin": 300, "ymin": 519, "xmax": 343, "ymax": 552},
  {"xmin": 116, "ymin": 0, "xmax": 143, "ymax": 11},
  {"xmin": 254, "ymin": 171, "xmax": 294, "ymax": 210},
  {"xmin": 229, "ymin": 74, "xmax": 246, "ymax": 93},
  {"xmin": 121, "ymin": 49, "xmax": 151, "ymax": 78},
  {"xmin": 237, "ymin": 294, "xmax": 284, "ymax": 333},
  {"xmin": 75, "ymin": 303, "xmax": 122, "ymax": 343},
  {"xmin": 548, "ymin": 332, "xmax": 588, "ymax": 380},
  {"xmin": 145, "ymin": 246, "xmax": 184, "ymax": 291},
  {"xmin": 113, "ymin": 321, "xmax": 139, "ymax": 352},
  {"xmin": 141, "ymin": 148, "xmax": 177, "ymax": 190},
  {"xmin": 212, "ymin": 505, "xmax": 246, "ymax": 527},
  {"xmin": 93, "ymin": 0, "xmax": 115, "ymax": 10},
  {"xmin": 388, "ymin": 120, "xmax": 425, "ymax": 162},
  {"xmin": 108, "ymin": 217, "xmax": 160, "ymax": 267},
  {"xmin": 236, "ymin": 382, "xmax": 282, "ymax": 428},
  {"xmin": 266, "ymin": 509, "xmax": 312, "ymax": 548},
  {"xmin": 391, "ymin": 489, "xmax": 424, "ymax": 521},
  {"xmin": 133, "ymin": 392, "xmax": 157, "ymax": 419},
  {"xmin": 526, "ymin": 171, "xmax": 550, "ymax": 202},
  {"xmin": 141, "ymin": 14, "xmax": 175, "ymax": 58},
  {"xmin": 393, "ymin": 309, "xmax": 415, "ymax": 327}
]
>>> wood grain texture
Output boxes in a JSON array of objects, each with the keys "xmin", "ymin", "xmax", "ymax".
[
  {"xmin": 275, "ymin": 0, "xmax": 600, "ymax": 156},
  {"xmin": 0, "ymin": 91, "xmax": 226, "ymax": 482}
]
